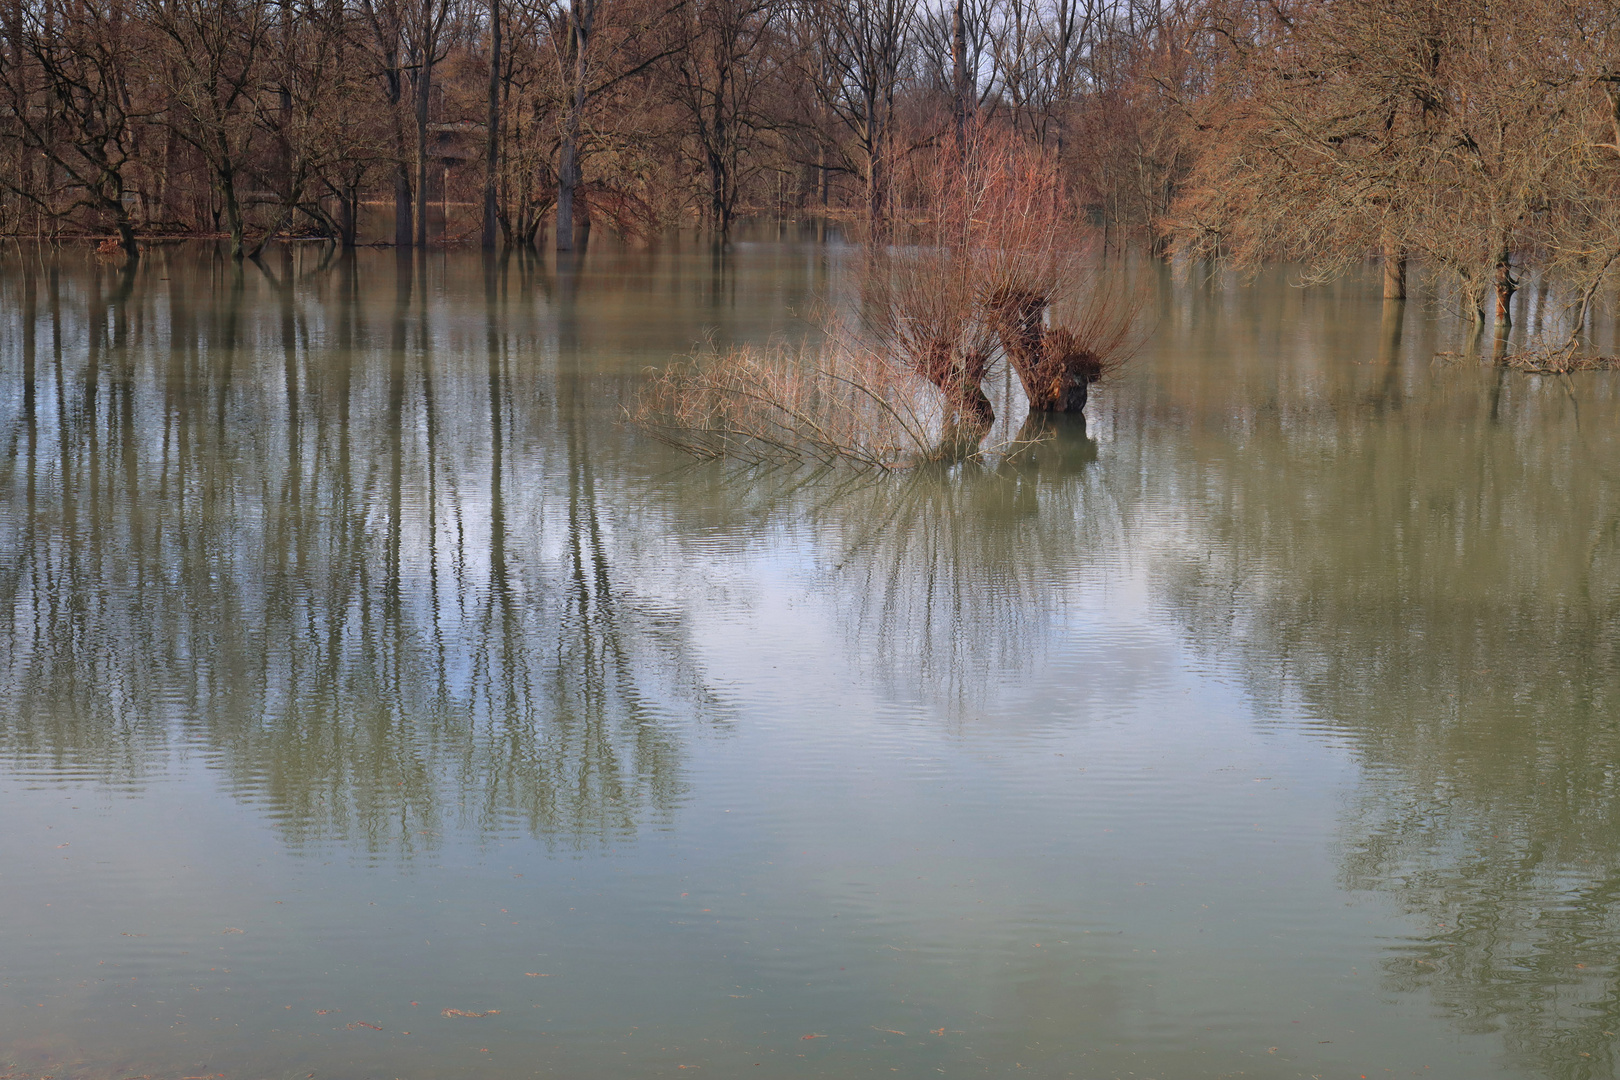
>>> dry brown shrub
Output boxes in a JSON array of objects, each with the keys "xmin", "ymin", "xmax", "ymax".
[
  {"xmin": 1500, "ymin": 342, "xmax": 1620, "ymax": 375},
  {"xmin": 1432, "ymin": 339, "xmax": 1620, "ymax": 373},
  {"xmin": 633, "ymin": 340, "xmax": 946, "ymax": 470}
]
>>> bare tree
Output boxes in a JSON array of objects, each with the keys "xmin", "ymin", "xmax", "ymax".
[
  {"xmin": 359, "ymin": 0, "xmax": 417, "ymax": 245},
  {"xmin": 668, "ymin": 0, "xmax": 780, "ymax": 238},
  {"xmin": 1171, "ymin": 0, "xmax": 1620, "ymax": 326},
  {"xmin": 798, "ymin": 0, "xmax": 911, "ymax": 233},
  {"xmin": 482, "ymin": 0, "xmax": 500, "ymax": 247},
  {"xmin": 406, "ymin": 0, "xmax": 455, "ymax": 247},
  {"xmin": 0, "ymin": 0, "xmax": 152, "ymax": 255},
  {"xmin": 150, "ymin": 0, "xmax": 275, "ymax": 258},
  {"xmin": 543, "ymin": 0, "xmax": 685, "ymax": 252}
]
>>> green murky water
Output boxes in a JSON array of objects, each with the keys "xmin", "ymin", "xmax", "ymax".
[{"xmin": 1, "ymin": 240, "xmax": 1617, "ymax": 1080}]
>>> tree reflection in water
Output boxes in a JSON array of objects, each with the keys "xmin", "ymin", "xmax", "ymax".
[
  {"xmin": 1145, "ymin": 284, "xmax": 1620, "ymax": 1076},
  {"xmin": 0, "ymin": 247, "xmax": 712, "ymax": 853},
  {"xmin": 644, "ymin": 411, "xmax": 1120, "ymax": 723}
]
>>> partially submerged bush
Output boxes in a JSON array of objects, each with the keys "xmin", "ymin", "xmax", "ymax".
[
  {"xmin": 633, "ymin": 336, "xmax": 1054, "ymax": 471},
  {"xmin": 1500, "ymin": 342, "xmax": 1620, "ymax": 374},
  {"xmin": 1434, "ymin": 336, "xmax": 1620, "ymax": 374},
  {"xmin": 634, "ymin": 342, "xmax": 942, "ymax": 470}
]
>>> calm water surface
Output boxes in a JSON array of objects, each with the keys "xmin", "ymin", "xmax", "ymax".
[{"xmin": 1, "ymin": 242, "xmax": 1617, "ymax": 1080}]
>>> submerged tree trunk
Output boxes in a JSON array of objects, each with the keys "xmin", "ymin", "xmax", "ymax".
[
  {"xmin": 989, "ymin": 287, "xmax": 1097, "ymax": 413},
  {"xmin": 394, "ymin": 167, "xmax": 413, "ymax": 246},
  {"xmin": 1495, "ymin": 256, "xmax": 1516, "ymax": 325},
  {"xmin": 1382, "ymin": 239, "xmax": 1407, "ymax": 300},
  {"xmin": 573, "ymin": 198, "xmax": 592, "ymax": 252},
  {"xmin": 115, "ymin": 214, "xmax": 140, "ymax": 260},
  {"xmin": 339, "ymin": 185, "xmax": 358, "ymax": 248},
  {"xmin": 917, "ymin": 338, "xmax": 993, "ymax": 442},
  {"xmin": 556, "ymin": 133, "xmax": 577, "ymax": 252},
  {"xmin": 865, "ymin": 113, "xmax": 885, "ymax": 235},
  {"xmin": 221, "ymin": 169, "xmax": 246, "ymax": 260}
]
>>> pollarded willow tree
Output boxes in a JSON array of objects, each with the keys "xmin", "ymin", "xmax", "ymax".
[
  {"xmin": 1170, "ymin": 0, "xmax": 1620, "ymax": 332},
  {"xmin": 876, "ymin": 126, "xmax": 1138, "ymax": 425},
  {"xmin": 637, "ymin": 124, "xmax": 1142, "ymax": 468}
]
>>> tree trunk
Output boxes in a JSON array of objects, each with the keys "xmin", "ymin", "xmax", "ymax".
[
  {"xmin": 339, "ymin": 184, "xmax": 357, "ymax": 248},
  {"xmin": 556, "ymin": 13, "xmax": 587, "ymax": 254},
  {"xmin": 381, "ymin": 57, "xmax": 411, "ymax": 247},
  {"xmin": 918, "ymin": 339, "xmax": 993, "ymax": 428},
  {"xmin": 115, "ymin": 214, "xmax": 139, "ymax": 261},
  {"xmin": 482, "ymin": 0, "xmax": 499, "ymax": 250},
  {"xmin": 574, "ymin": 199, "xmax": 591, "ymax": 252},
  {"xmin": 1382, "ymin": 240, "xmax": 1407, "ymax": 300},
  {"xmin": 865, "ymin": 124, "xmax": 884, "ymax": 235},
  {"xmin": 708, "ymin": 143, "xmax": 727, "ymax": 236},
  {"xmin": 556, "ymin": 131, "xmax": 577, "ymax": 252},
  {"xmin": 160, "ymin": 122, "xmax": 181, "ymax": 224},
  {"xmin": 221, "ymin": 170, "xmax": 245, "ymax": 260},
  {"xmin": 990, "ymin": 290, "xmax": 1096, "ymax": 413},
  {"xmin": 394, "ymin": 166, "xmax": 412, "ymax": 247},
  {"xmin": 1495, "ymin": 257, "xmax": 1516, "ymax": 325},
  {"xmin": 415, "ymin": 45, "xmax": 432, "ymax": 249}
]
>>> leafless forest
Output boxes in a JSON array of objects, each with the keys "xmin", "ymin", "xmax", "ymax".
[{"xmin": 2, "ymin": 0, "xmax": 1619, "ymax": 320}]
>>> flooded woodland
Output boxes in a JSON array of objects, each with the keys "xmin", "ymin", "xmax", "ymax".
[{"xmin": 2, "ymin": 238, "xmax": 1619, "ymax": 1080}]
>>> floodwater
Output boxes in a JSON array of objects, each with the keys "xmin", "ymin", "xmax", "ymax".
[{"xmin": 0, "ymin": 239, "xmax": 1617, "ymax": 1080}]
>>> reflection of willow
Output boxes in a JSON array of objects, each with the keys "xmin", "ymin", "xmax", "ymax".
[
  {"xmin": 0, "ymin": 248, "xmax": 710, "ymax": 852},
  {"xmin": 831, "ymin": 417, "xmax": 1110, "ymax": 707},
  {"xmin": 1145, "ymin": 295, "xmax": 1620, "ymax": 1076},
  {"xmin": 655, "ymin": 414, "xmax": 1115, "ymax": 714}
]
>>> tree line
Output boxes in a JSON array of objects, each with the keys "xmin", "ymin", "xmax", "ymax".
[
  {"xmin": 4, "ymin": 0, "xmax": 1619, "ymax": 328},
  {"xmin": 0, "ymin": 0, "xmax": 1190, "ymax": 257}
]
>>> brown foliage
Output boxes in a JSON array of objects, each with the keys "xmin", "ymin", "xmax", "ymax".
[
  {"xmin": 632, "ymin": 340, "xmax": 948, "ymax": 470},
  {"xmin": 1171, "ymin": 0, "xmax": 1620, "ymax": 330},
  {"xmin": 1498, "ymin": 343, "xmax": 1620, "ymax": 375}
]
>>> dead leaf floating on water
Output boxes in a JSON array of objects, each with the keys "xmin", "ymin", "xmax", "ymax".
[{"xmin": 345, "ymin": 1022, "xmax": 382, "ymax": 1031}]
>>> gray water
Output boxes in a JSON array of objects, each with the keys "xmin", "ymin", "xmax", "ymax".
[{"xmin": 1, "ymin": 241, "xmax": 1617, "ymax": 1080}]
